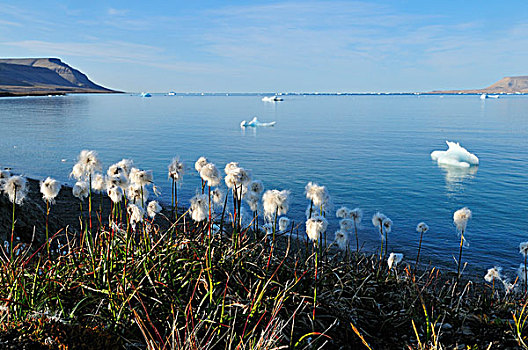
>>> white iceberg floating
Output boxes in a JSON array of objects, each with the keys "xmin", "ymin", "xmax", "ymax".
[
  {"xmin": 261, "ymin": 96, "xmax": 283, "ymax": 102},
  {"xmin": 431, "ymin": 141, "xmax": 479, "ymax": 168},
  {"xmin": 240, "ymin": 117, "xmax": 276, "ymax": 128}
]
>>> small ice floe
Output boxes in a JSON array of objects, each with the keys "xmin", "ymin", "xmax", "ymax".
[
  {"xmin": 140, "ymin": 92, "xmax": 152, "ymax": 98},
  {"xmin": 261, "ymin": 96, "xmax": 283, "ymax": 102},
  {"xmin": 240, "ymin": 117, "xmax": 276, "ymax": 128},
  {"xmin": 480, "ymin": 93, "xmax": 499, "ymax": 99},
  {"xmin": 431, "ymin": 141, "xmax": 479, "ymax": 168}
]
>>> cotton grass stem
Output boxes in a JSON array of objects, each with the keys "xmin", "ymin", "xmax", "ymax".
[
  {"xmin": 89, "ymin": 174, "xmax": 93, "ymax": 232},
  {"xmin": 10, "ymin": 188, "xmax": 16, "ymax": 262},
  {"xmin": 525, "ymin": 254, "xmax": 527, "ymax": 295},
  {"xmin": 45, "ymin": 200, "xmax": 50, "ymax": 257},
  {"xmin": 457, "ymin": 229, "xmax": 464, "ymax": 283}
]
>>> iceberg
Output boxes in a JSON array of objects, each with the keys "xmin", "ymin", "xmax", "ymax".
[
  {"xmin": 431, "ymin": 141, "xmax": 479, "ymax": 168},
  {"xmin": 240, "ymin": 117, "xmax": 276, "ymax": 128},
  {"xmin": 261, "ymin": 96, "xmax": 283, "ymax": 102}
]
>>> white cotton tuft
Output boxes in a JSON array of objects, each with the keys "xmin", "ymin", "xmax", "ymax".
[
  {"xmin": 244, "ymin": 191, "xmax": 260, "ymax": 212},
  {"xmin": 416, "ymin": 222, "xmax": 429, "ymax": 233},
  {"xmin": 334, "ymin": 230, "xmax": 348, "ymax": 251},
  {"xmin": 92, "ymin": 173, "xmax": 106, "ymax": 192},
  {"xmin": 211, "ymin": 188, "xmax": 224, "ymax": 204},
  {"xmin": 3, "ymin": 176, "xmax": 28, "ymax": 205},
  {"xmin": 70, "ymin": 162, "xmax": 84, "ymax": 180},
  {"xmin": 262, "ymin": 189, "xmax": 290, "ymax": 221},
  {"xmin": 225, "ymin": 167, "xmax": 252, "ymax": 189},
  {"xmin": 382, "ymin": 218, "xmax": 393, "ymax": 234},
  {"xmin": 147, "ymin": 201, "xmax": 162, "ymax": 218},
  {"xmin": 168, "ymin": 157, "xmax": 185, "ymax": 181},
  {"xmin": 107, "ymin": 172, "xmax": 129, "ymax": 190},
  {"xmin": 279, "ymin": 217, "xmax": 291, "ymax": 231},
  {"xmin": 116, "ymin": 159, "xmax": 134, "ymax": 176},
  {"xmin": 305, "ymin": 182, "xmax": 330, "ymax": 207},
  {"xmin": 127, "ymin": 204, "xmax": 144, "ymax": 229},
  {"xmin": 129, "ymin": 168, "xmax": 153, "ymax": 186},
  {"xmin": 349, "ymin": 208, "xmax": 363, "ymax": 224},
  {"xmin": 372, "ymin": 212, "xmax": 387, "ymax": 227},
  {"xmin": 72, "ymin": 181, "xmax": 89, "ymax": 200},
  {"xmin": 40, "ymin": 177, "xmax": 61, "ymax": 204},
  {"xmin": 339, "ymin": 218, "xmax": 354, "ymax": 232},
  {"xmin": 453, "ymin": 207, "xmax": 471, "ymax": 232},
  {"xmin": 224, "ymin": 162, "xmax": 240, "ymax": 175},
  {"xmin": 484, "ymin": 267, "xmax": 502, "ymax": 283},
  {"xmin": 305, "ymin": 215, "xmax": 328, "ymax": 242},
  {"xmin": 78, "ymin": 150, "xmax": 102, "ymax": 176},
  {"xmin": 336, "ymin": 206, "xmax": 351, "ymax": 219},
  {"xmin": 107, "ymin": 186, "xmax": 123, "ymax": 203},
  {"xmin": 520, "ymin": 242, "xmax": 528, "ymax": 257},
  {"xmin": 387, "ymin": 253, "xmax": 403, "ymax": 269},
  {"xmin": 248, "ymin": 180, "xmax": 264, "ymax": 194},
  {"xmin": 200, "ymin": 163, "xmax": 221, "ymax": 187},
  {"xmin": 190, "ymin": 194, "xmax": 208, "ymax": 222},
  {"xmin": 127, "ymin": 183, "xmax": 148, "ymax": 204},
  {"xmin": 195, "ymin": 156, "xmax": 208, "ymax": 173}
]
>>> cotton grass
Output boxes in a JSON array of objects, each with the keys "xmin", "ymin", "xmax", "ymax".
[{"xmin": 453, "ymin": 207, "xmax": 472, "ymax": 281}]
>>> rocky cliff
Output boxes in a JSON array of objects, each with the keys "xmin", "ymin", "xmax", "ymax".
[
  {"xmin": 431, "ymin": 76, "xmax": 528, "ymax": 94},
  {"xmin": 0, "ymin": 58, "xmax": 118, "ymax": 96}
]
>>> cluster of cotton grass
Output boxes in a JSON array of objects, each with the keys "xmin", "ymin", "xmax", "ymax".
[{"xmin": 69, "ymin": 151, "xmax": 163, "ymax": 234}]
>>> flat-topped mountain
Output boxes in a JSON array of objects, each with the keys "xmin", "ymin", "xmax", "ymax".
[
  {"xmin": 431, "ymin": 76, "xmax": 528, "ymax": 94},
  {"xmin": 0, "ymin": 58, "xmax": 118, "ymax": 96}
]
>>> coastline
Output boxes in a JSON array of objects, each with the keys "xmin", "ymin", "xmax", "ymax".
[{"xmin": 0, "ymin": 89, "xmax": 123, "ymax": 98}]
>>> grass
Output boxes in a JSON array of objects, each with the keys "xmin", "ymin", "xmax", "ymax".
[{"xmin": 0, "ymin": 204, "xmax": 526, "ymax": 349}]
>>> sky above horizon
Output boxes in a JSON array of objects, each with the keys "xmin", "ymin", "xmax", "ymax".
[{"xmin": 1, "ymin": 1, "xmax": 527, "ymax": 92}]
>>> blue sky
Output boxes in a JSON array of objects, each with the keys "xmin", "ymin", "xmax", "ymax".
[{"xmin": 1, "ymin": 1, "xmax": 527, "ymax": 92}]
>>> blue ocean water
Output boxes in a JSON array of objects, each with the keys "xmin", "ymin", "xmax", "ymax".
[{"xmin": 0, "ymin": 93, "xmax": 526, "ymax": 278}]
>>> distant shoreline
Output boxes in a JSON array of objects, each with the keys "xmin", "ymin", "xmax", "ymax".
[{"xmin": 0, "ymin": 90, "xmax": 123, "ymax": 98}]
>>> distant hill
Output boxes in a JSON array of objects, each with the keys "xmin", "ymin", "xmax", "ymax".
[
  {"xmin": 0, "ymin": 58, "xmax": 118, "ymax": 96},
  {"xmin": 431, "ymin": 76, "xmax": 528, "ymax": 94}
]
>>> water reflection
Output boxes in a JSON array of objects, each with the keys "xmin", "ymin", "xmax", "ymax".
[
  {"xmin": 240, "ymin": 125, "xmax": 258, "ymax": 136},
  {"xmin": 439, "ymin": 164, "xmax": 478, "ymax": 194}
]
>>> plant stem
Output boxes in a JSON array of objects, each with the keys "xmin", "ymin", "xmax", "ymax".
[
  {"xmin": 313, "ymin": 241, "xmax": 318, "ymax": 320},
  {"xmin": 456, "ymin": 229, "xmax": 465, "ymax": 283},
  {"xmin": 414, "ymin": 230, "xmax": 424, "ymax": 274},
  {"xmin": 46, "ymin": 200, "xmax": 50, "ymax": 257},
  {"xmin": 354, "ymin": 221, "xmax": 359, "ymax": 253},
  {"xmin": 89, "ymin": 174, "xmax": 93, "ymax": 233},
  {"xmin": 524, "ymin": 254, "xmax": 528, "ymax": 293},
  {"xmin": 10, "ymin": 189, "xmax": 16, "ymax": 262}
]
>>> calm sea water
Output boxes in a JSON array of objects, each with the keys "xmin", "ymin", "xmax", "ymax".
[{"xmin": 0, "ymin": 93, "xmax": 527, "ymax": 277}]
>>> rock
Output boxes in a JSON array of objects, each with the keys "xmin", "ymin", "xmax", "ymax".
[{"xmin": 441, "ymin": 323, "xmax": 453, "ymax": 331}]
